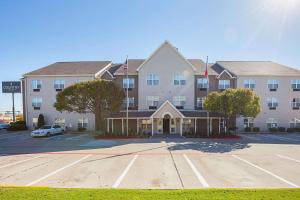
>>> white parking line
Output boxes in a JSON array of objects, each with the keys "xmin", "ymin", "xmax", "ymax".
[
  {"xmin": 277, "ymin": 154, "xmax": 300, "ymax": 164},
  {"xmin": 232, "ymin": 155, "xmax": 299, "ymax": 188},
  {"xmin": 26, "ymin": 154, "xmax": 92, "ymax": 186},
  {"xmin": 240, "ymin": 134, "xmax": 261, "ymax": 141},
  {"xmin": 0, "ymin": 155, "xmax": 43, "ymax": 169},
  {"xmin": 112, "ymin": 155, "xmax": 138, "ymax": 188},
  {"xmin": 261, "ymin": 135, "xmax": 300, "ymax": 142},
  {"xmin": 183, "ymin": 154, "xmax": 209, "ymax": 188}
]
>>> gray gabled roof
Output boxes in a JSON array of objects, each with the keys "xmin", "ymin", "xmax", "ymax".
[
  {"xmin": 24, "ymin": 61, "xmax": 112, "ymax": 76},
  {"xmin": 217, "ymin": 61, "xmax": 300, "ymax": 76}
]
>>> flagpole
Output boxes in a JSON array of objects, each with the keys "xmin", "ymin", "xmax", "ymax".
[
  {"xmin": 206, "ymin": 56, "xmax": 210, "ymax": 137},
  {"xmin": 126, "ymin": 55, "xmax": 129, "ymax": 137}
]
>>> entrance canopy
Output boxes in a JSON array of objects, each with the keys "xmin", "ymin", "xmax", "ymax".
[{"xmin": 151, "ymin": 100, "xmax": 184, "ymax": 119}]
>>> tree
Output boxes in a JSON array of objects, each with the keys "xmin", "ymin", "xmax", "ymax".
[
  {"xmin": 54, "ymin": 80, "xmax": 124, "ymax": 131},
  {"xmin": 37, "ymin": 114, "xmax": 45, "ymax": 128},
  {"xmin": 204, "ymin": 88, "xmax": 261, "ymax": 133}
]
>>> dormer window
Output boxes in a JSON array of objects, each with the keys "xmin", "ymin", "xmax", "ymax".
[
  {"xmin": 218, "ymin": 80, "xmax": 230, "ymax": 90},
  {"xmin": 32, "ymin": 80, "xmax": 42, "ymax": 92}
]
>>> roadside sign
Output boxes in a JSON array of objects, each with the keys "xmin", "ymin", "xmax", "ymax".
[{"xmin": 2, "ymin": 81, "xmax": 21, "ymax": 93}]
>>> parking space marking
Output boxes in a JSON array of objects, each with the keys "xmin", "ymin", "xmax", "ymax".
[
  {"xmin": 0, "ymin": 155, "xmax": 43, "ymax": 169},
  {"xmin": 112, "ymin": 155, "xmax": 138, "ymax": 188},
  {"xmin": 277, "ymin": 154, "xmax": 300, "ymax": 164},
  {"xmin": 232, "ymin": 155, "xmax": 299, "ymax": 188},
  {"xmin": 183, "ymin": 154, "xmax": 209, "ymax": 188},
  {"xmin": 260, "ymin": 134, "xmax": 300, "ymax": 142},
  {"xmin": 240, "ymin": 134, "xmax": 261, "ymax": 141},
  {"xmin": 26, "ymin": 154, "xmax": 92, "ymax": 186}
]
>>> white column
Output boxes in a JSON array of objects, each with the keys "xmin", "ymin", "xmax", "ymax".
[
  {"xmin": 107, "ymin": 119, "xmax": 109, "ymax": 132},
  {"xmin": 151, "ymin": 118, "xmax": 154, "ymax": 136},
  {"xmin": 194, "ymin": 118, "xmax": 197, "ymax": 134},
  {"xmin": 112, "ymin": 119, "xmax": 114, "ymax": 133},
  {"xmin": 209, "ymin": 118, "xmax": 212, "ymax": 134},
  {"xmin": 122, "ymin": 118, "xmax": 124, "ymax": 134},
  {"xmin": 180, "ymin": 118, "xmax": 183, "ymax": 136},
  {"xmin": 219, "ymin": 118, "xmax": 221, "ymax": 134},
  {"xmin": 136, "ymin": 119, "xmax": 139, "ymax": 134}
]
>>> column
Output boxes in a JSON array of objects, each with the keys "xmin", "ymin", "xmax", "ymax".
[
  {"xmin": 136, "ymin": 119, "xmax": 139, "ymax": 134},
  {"xmin": 180, "ymin": 118, "xmax": 183, "ymax": 136},
  {"xmin": 112, "ymin": 119, "xmax": 114, "ymax": 133},
  {"xmin": 219, "ymin": 118, "xmax": 221, "ymax": 134},
  {"xmin": 122, "ymin": 118, "xmax": 124, "ymax": 134},
  {"xmin": 107, "ymin": 119, "xmax": 109, "ymax": 132},
  {"xmin": 151, "ymin": 118, "xmax": 154, "ymax": 136},
  {"xmin": 194, "ymin": 118, "xmax": 197, "ymax": 134}
]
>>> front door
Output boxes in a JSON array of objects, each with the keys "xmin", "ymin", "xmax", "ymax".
[{"xmin": 163, "ymin": 118, "xmax": 170, "ymax": 134}]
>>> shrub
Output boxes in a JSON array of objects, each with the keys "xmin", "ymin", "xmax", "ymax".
[
  {"xmin": 244, "ymin": 127, "xmax": 252, "ymax": 132},
  {"xmin": 78, "ymin": 127, "xmax": 87, "ymax": 132},
  {"xmin": 37, "ymin": 114, "xmax": 45, "ymax": 128},
  {"xmin": 287, "ymin": 128, "xmax": 295, "ymax": 132},
  {"xmin": 7, "ymin": 121, "xmax": 27, "ymax": 131},
  {"xmin": 269, "ymin": 127, "xmax": 278, "ymax": 132},
  {"xmin": 278, "ymin": 127, "xmax": 286, "ymax": 132},
  {"xmin": 253, "ymin": 127, "xmax": 260, "ymax": 132}
]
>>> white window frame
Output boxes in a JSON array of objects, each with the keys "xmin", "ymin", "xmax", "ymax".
[
  {"xmin": 78, "ymin": 117, "xmax": 88, "ymax": 129},
  {"xmin": 267, "ymin": 97, "xmax": 278, "ymax": 109},
  {"xmin": 32, "ymin": 80, "xmax": 42, "ymax": 90},
  {"xmin": 196, "ymin": 97, "xmax": 205, "ymax": 109},
  {"xmin": 289, "ymin": 118, "xmax": 300, "ymax": 128},
  {"xmin": 32, "ymin": 97, "xmax": 42, "ymax": 109},
  {"xmin": 197, "ymin": 78, "xmax": 208, "ymax": 89},
  {"xmin": 244, "ymin": 79, "xmax": 255, "ymax": 89},
  {"xmin": 123, "ymin": 78, "xmax": 135, "ymax": 89},
  {"xmin": 268, "ymin": 80, "xmax": 279, "ymax": 90},
  {"xmin": 146, "ymin": 96, "xmax": 159, "ymax": 108},
  {"xmin": 173, "ymin": 96, "xmax": 186, "ymax": 107},
  {"xmin": 147, "ymin": 74, "xmax": 159, "ymax": 86},
  {"xmin": 123, "ymin": 97, "xmax": 135, "ymax": 108},
  {"xmin": 243, "ymin": 117, "xmax": 254, "ymax": 128},
  {"xmin": 291, "ymin": 80, "xmax": 300, "ymax": 90},
  {"xmin": 266, "ymin": 118, "xmax": 278, "ymax": 128},
  {"xmin": 291, "ymin": 98, "xmax": 300, "ymax": 109},
  {"xmin": 218, "ymin": 80, "xmax": 230, "ymax": 90},
  {"xmin": 54, "ymin": 80, "xmax": 65, "ymax": 90},
  {"xmin": 173, "ymin": 73, "xmax": 186, "ymax": 86}
]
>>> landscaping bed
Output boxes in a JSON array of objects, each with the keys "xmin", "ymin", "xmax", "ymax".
[{"xmin": 0, "ymin": 187, "xmax": 299, "ymax": 200}]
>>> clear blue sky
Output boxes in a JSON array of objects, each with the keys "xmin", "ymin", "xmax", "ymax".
[{"xmin": 0, "ymin": 0, "xmax": 300, "ymax": 112}]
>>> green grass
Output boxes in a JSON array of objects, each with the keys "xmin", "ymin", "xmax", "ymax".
[{"xmin": 1, "ymin": 187, "xmax": 300, "ymax": 200}]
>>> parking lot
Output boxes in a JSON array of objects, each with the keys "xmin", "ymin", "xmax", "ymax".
[{"xmin": 0, "ymin": 129, "xmax": 299, "ymax": 188}]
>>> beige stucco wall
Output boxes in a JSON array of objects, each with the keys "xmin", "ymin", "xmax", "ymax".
[
  {"xmin": 24, "ymin": 76, "xmax": 95, "ymax": 130},
  {"xmin": 236, "ymin": 76, "xmax": 300, "ymax": 131},
  {"xmin": 138, "ymin": 43, "xmax": 195, "ymax": 110}
]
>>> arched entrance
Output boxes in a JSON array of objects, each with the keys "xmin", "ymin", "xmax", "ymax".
[{"xmin": 163, "ymin": 114, "xmax": 171, "ymax": 134}]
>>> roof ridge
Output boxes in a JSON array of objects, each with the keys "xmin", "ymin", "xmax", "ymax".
[{"xmin": 217, "ymin": 60, "xmax": 272, "ymax": 62}]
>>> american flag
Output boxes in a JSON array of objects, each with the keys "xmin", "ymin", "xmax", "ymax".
[{"xmin": 204, "ymin": 62, "xmax": 208, "ymax": 77}]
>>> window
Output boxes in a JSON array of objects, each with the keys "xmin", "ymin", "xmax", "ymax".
[
  {"xmin": 291, "ymin": 80, "xmax": 300, "ymax": 91},
  {"xmin": 54, "ymin": 80, "xmax": 65, "ymax": 91},
  {"xmin": 78, "ymin": 118, "xmax": 88, "ymax": 129},
  {"xmin": 31, "ymin": 80, "xmax": 42, "ymax": 92},
  {"xmin": 174, "ymin": 74, "xmax": 186, "ymax": 85},
  {"xmin": 173, "ymin": 96, "xmax": 186, "ymax": 109},
  {"xmin": 147, "ymin": 96, "xmax": 159, "ymax": 109},
  {"xmin": 220, "ymin": 119, "xmax": 225, "ymax": 129},
  {"xmin": 267, "ymin": 97, "xmax": 278, "ymax": 110},
  {"xmin": 147, "ymin": 74, "xmax": 159, "ymax": 85},
  {"xmin": 218, "ymin": 80, "xmax": 230, "ymax": 90},
  {"xmin": 123, "ymin": 97, "xmax": 135, "ymax": 109},
  {"xmin": 32, "ymin": 97, "xmax": 42, "ymax": 110},
  {"xmin": 266, "ymin": 118, "xmax": 277, "ymax": 128},
  {"xmin": 123, "ymin": 78, "xmax": 135, "ymax": 90},
  {"xmin": 32, "ymin": 118, "xmax": 38, "ymax": 128},
  {"xmin": 244, "ymin": 79, "xmax": 255, "ymax": 89},
  {"xmin": 289, "ymin": 118, "xmax": 300, "ymax": 128},
  {"xmin": 244, "ymin": 117, "xmax": 254, "ymax": 128},
  {"xmin": 197, "ymin": 78, "xmax": 208, "ymax": 90},
  {"xmin": 196, "ymin": 97, "xmax": 205, "ymax": 110},
  {"xmin": 291, "ymin": 98, "xmax": 300, "ymax": 110},
  {"xmin": 268, "ymin": 80, "xmax": 278, "ymax": 91},
  {"xmin": 54, "ymin": 118, "xmax": 65, "ymax": 127}
]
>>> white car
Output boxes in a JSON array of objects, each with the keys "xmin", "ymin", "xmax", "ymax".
[{"xmin": 31, "ymin": 125, "xmax": 64, "ymax": 137}]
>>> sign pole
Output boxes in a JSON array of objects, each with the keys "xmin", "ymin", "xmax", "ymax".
[{"xmin": 12, "ymin": 92, "xmax": 15, "ymax": 122}]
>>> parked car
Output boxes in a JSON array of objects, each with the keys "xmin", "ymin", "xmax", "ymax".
[
  {"xmin": 0, "ymin": 123, "xmax": 10, "ymax": 130},
  {"xmin": 31, "ymin": 125, "xmax": 64, "ymax": 137}
]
